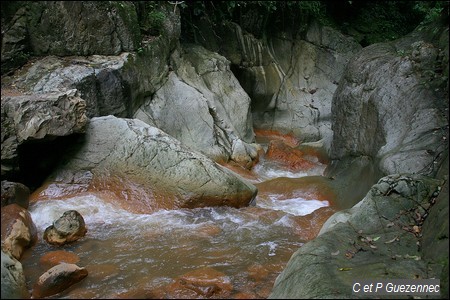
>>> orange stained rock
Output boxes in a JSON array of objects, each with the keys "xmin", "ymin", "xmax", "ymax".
[
  {"xmin": 39, "ymin": 250, "xmax": 80, "ymax": 268},
  {"xmin": 233, "ymin": 291, "xmax": 259, "ymax": 299},
  {"xmin": 256, "ymin": 284, "xmax": 274, "ymax": 299},
  {"xmin": 32, "ymin": 263, "xmax": 88, "ymax": 299},
  {"xmin": 218, "ymin": 160, "xmax": 260, "ymax": 182},
  {"xmin": 195, "ymin": 223, "xmax": 222, "ymax": 238},
  {"xmin": 161, "ymin": 266, "xmax": 233, "ymax": 299},
  {"xmin": 289, "ymin": 206, "xmax": 337, "ymax": 241},
  {"xmin": 29, "ymin": 182, "xmax": 89, "ymax": 202},
  {"xmin": 29, "ymin": 171, "xmax": 180, "ymax": 214},
  {"xmin": 254, "ymin": 128, "xmax": 301, "ymax": 147},
  {"xmin": 1, "ymin": 203, "xmax": 38, "ymax": 260},
  {"xmin": 88, "ymin": 172, "xmax": 178, "ymax": 214},
  {"xmin": 265, "ymin": 139, "xmax": 317, "ymax": 171},
  {"xmin": 256, "ymin": 176, "xmax": 337, "ymax": 203},
  {"xmin": 247, "ymin": 264, "xmax": 270, "ymax": 282},
  {"xmin": 240, "ymin": 206, "xmax": 286, "ymax": 225}
]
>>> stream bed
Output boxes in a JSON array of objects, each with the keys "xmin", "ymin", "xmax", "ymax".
[{"xmin": 20, "ymin": 133, "xmax": 338, "ymax": 299}]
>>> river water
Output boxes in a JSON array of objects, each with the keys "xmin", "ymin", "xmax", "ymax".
[{"xmin": 20, "ymin": 132, "xmax": 338, "ymax": 299}]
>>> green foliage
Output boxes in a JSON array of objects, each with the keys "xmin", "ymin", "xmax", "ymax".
[
  {"xmin": 179, "ymin": 1, "xmax": 329, "ymax": 41},
  {"xmin": 138, "ymin": 1, "xmax": 166, "ymax": 36},
  {"xmin": 335, "ymin": 1, "xmax": 439, "ymax": 46},
  {"xmin": 178, "ymin": 1, "xmax": 441, "ymax": 46},
  {"xmin": 414, "ymin": 1, "xmax": 446, "ymax": 29},
  {"xmin": 111, "ymin": 2, "xmax": 141, "ymax": 48},
  {"xmin": 147, "ymin": 10, "xmax": 166, "ymax": 31},
  {"xmin": 1, "ymin": 1, "xmax": 25, "ymax": 24}
]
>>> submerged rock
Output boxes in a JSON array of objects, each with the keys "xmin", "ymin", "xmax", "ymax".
[
  {"xmin": 32, "ymin": 263, "xmax": 88, "ymax": 299},
  {"xmin": 156, "ymin": 266, "xmax": 233, "ymax": 299},
  {"xmin": 39, "ymin": 250, "xmax": 81, "ymax": 269}
]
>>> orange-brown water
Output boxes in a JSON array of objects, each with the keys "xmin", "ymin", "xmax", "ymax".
[{"xmin": 20, "ymin": 132, "xmax": 338, "ymax": 299}]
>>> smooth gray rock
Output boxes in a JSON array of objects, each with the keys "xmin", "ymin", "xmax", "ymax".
[
  {"xmin": 1, "ymin": 250, "xmax": 30, "ymax": 299},
  {"xmin": 270, "ymin": 174, "xmax": 444, "ymax": 299},
  {"xmin": 330, "ymin": 29, "xmax": 448, "ymax": 176},
  {"xmin": 2, "ymin": 2, "xmax": 181, "ymax": 118},
  {"xmin": 48, "ymin": 116, "xmax": 257, "ymax": 210},
  {"xmin": 200, "ymin": 21, "xmax": 362, "ymax": 152},
  {"xmin": 135, "ymin": 44, "xmax": 259, "ymax": 166}
]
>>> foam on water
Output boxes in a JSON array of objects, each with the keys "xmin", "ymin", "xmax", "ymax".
[
  {"xmin": 29, "ymin": 195, "xmax": 280, "ymax": 239},
  {"xmin": 252, "ymin": 163, "xmax": 309, "ymax": 179},
  {"xmin": 259, "ymin": 241, "xmax": 278, "ymax": 256},
  {"xmin": 257, "ymin": 195, "xmax": 329, "ymax": 216},
  {"xmin": 263, "ymin": 168, "xmax": 309, "ymax": 178},
  {"xmin": 30, "ymin": 195, "xmax": 145, "ymax": 230},
  {"xmin": 28, "ymin": 195, "xmax": 210, "ymax": 240}
]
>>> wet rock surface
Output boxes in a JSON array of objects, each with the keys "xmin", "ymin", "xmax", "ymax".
[
  {"xmin": 1, "ymin": 250, "xmax": 30, "ymax": 299},
  {"xmin": 43, "ymin": 210, "xmax": 87, "ymax": 246},
  {"xmin": 1, "ymin": 180, "xmax": 30, "ymax": 208},
  {"xmin": 34, "ymin": 116, "xmax": 257, "ymax": 213},
  {"xmin": 32, "ymin": 263, "xmax": 88, "ymax": 299},
  {"xmin": 1, "ymin": 203, "xmax": 37, "ymax": 260},
  {"xmin": 269, "ymin": 174, "xmax": 445, "ymax": 299}
]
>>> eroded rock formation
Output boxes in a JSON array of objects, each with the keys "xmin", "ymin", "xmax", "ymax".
[{"xmin": 33, "ymin": 116, "xmax": 257, "ymax": 213}]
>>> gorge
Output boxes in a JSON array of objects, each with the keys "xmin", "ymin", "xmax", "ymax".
[{"xmin": 1, "ymin": 1, "xmax": 448, "ymax": 299}]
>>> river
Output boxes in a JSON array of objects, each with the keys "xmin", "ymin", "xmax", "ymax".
[{"xmin": 20, "ymin": 131, "xmax": 338, "ymax": 299}]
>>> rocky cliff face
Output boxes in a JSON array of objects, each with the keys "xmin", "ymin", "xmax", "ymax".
[
  {"xmin": 1, "ymin": 2, "xmax": 258, "ymax": 172},
  {"xmin": 330, "ymin": 26, "xmax": 448, "ymax": 177},
  {"xmin": 134, "ymin": 44, "xmax": 259, "ymax": 166},
  {"xmin": 1, "ymin": 2, "xmax": 448, "ymax": 299},
  {"xmin": 1, "ymin": 1, "xmax": 141, "ymax": 74},
  {"xmin": 269, "ymin": 18, "xmax": 449, "ymax": 299},
  {"xmin": 194, "ymin": 21, "xmax": 362, "ymax": 152}
]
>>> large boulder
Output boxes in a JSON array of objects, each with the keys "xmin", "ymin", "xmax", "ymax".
[
  {"xmin": 1, "ymin": 250, "xmax": 30, "ymax": 299},
  {"xmin": 269, "ymin": 174, "xmax": 444, "ymax": 299},
  {"xmin": 250, "ymin": 22, "xmax": 361, "ymax": 148},
  {"xmin": 33, "ymin": 116, "xmax": 257, "ymax": 213},
  {"xmin": 420, "ymin": 154, "xmax": 449, "ymax": 298},
  {"xmin": 270, "ymin": 19, "xmax": 449, "ymax": 299},
  {"xmin": 7, "ymin": 2, "xmax": 139, "ymax": 56},
  {"xmin": 322, "ymin": 19, "xmax": 449, "ymax": 210},
  {"xmin": 1, "ymin": 1, "xmax": 181, "ymax": 118},
  {"xmin": 134, "ymin": 44, "xmax": 259, "ymax": 167},
  {"xmin": 193, "ymin": 21, "xmax": 362, "ymax": 151},
  {"xmin": 1, "ymin": 180, "xmax": 30, "ymax": 208},
  {"xmin": 1, "ymin": 1, "xmax": 141, "ymax": 74},
  {"xmin": 1, "ymin": 204, "xmax": 37, "ymax": 260},
  {"xmin": 330, "ymin": 23, "xmax": 448, "ymax": 177},
  {"xmin": 1, "ymin": 90, "xmax": 88, "ymax": 178},
  {"xmin": 5, "ymin": 54, "xmax": 131, "ymax": 118}
]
